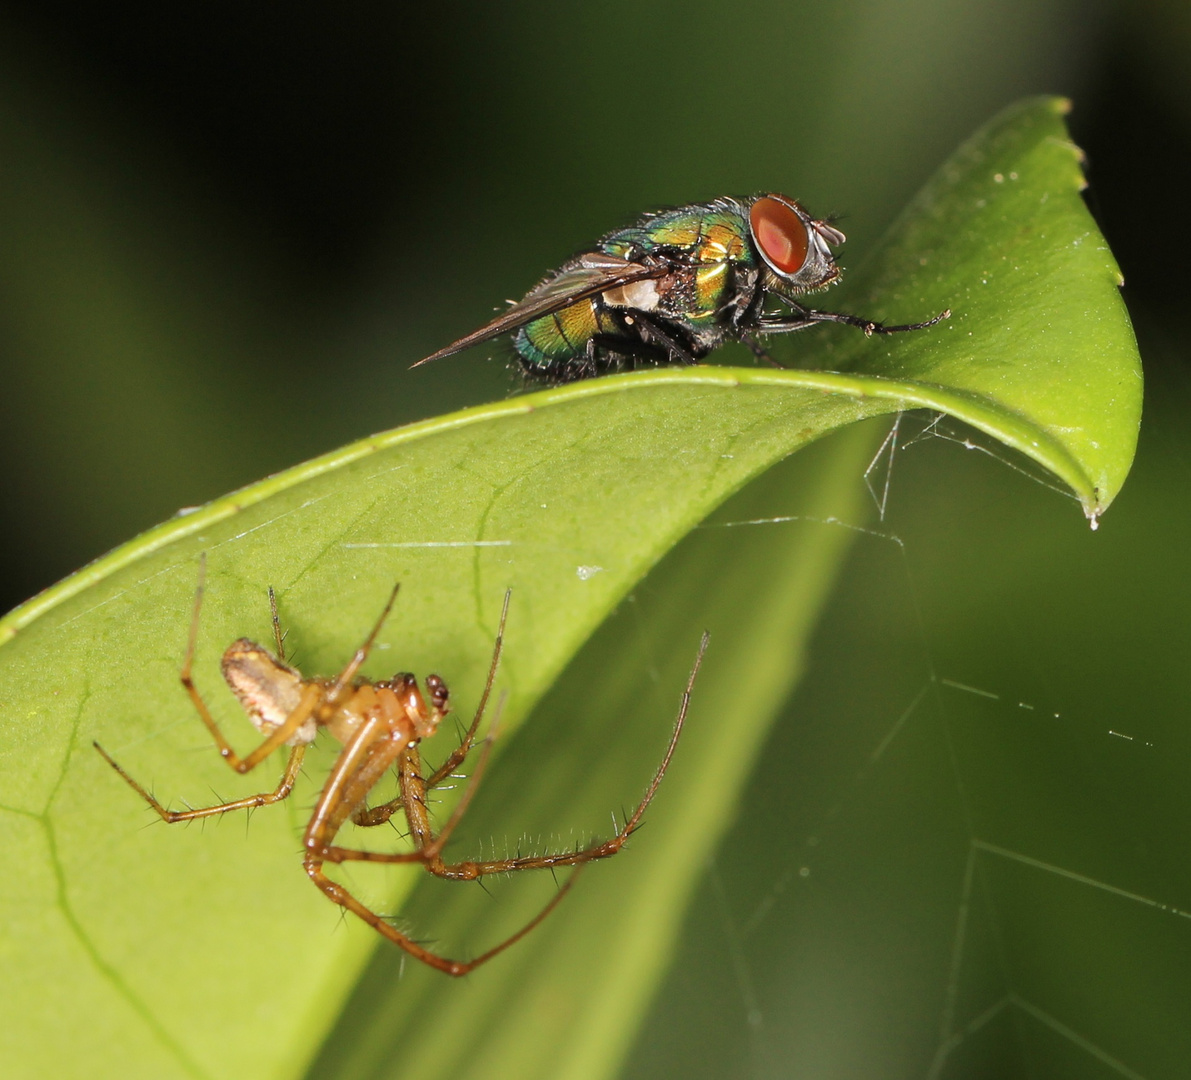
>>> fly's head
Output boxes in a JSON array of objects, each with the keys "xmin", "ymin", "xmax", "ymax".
[{"xmin": 748, "ymin": 194, "xmax": 846, "ymax": 300}]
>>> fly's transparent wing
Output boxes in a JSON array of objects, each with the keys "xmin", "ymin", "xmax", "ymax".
[{"xmin": 411, "ymin": 254, "xmax": 669, "ymax": 368}]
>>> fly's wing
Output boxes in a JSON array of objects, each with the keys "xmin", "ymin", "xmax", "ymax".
[{"xmin": 411, "ymin": 253, "xmax": 669, "ymax": 368}]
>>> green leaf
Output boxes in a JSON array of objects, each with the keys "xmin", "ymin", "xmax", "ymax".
[{"xmin": 0, "ymin": 98, "xmax": 1140, "ymax": 1080}]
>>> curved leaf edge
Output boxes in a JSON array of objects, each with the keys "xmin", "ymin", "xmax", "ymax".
[{"xmin": 0, "ymin": 363, "xmax": 1102, "ymax": 646}]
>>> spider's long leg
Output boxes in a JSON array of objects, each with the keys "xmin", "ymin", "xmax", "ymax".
[
  {"xmin": 314, "ymin": 633, "xmax": 707, "ymax": 975},
  {"xmin": 354, "ymin": 588, "xmax": 513, "ymax": 830},
  {"xmin": 183, "ymin": 674, "xmax": 323, "ymax": 775},
  {"xmin": 268, "ymin": 586, "xmax": 286, "ymax": 660},
  {"xmin": 426, "ymin": 630, "xmax": 708, "ymax": 880},
  {"xmin": 304, "ymin": 852, "xmax": 579, "ymax": 977},
  {"xmin": 314, "ymin": 629, "xmax": 706, "ymax": 976},
  {"xmin": 309, "ymin": 738, "xmax": 584, "ymax": 978},
  {"xmin": 225, "ymin": 584, "xmax": 403, "ymax": 772},
  {"xmin": 183, "ymin": 580, "xmax": 401, "ymax": 777},
  {"xmin": 424, "ymin": 588, "xmax": 511, "ymax": 789},
  {"xmin": 327, "ymin": 631, "xmax": 709, "ymax": 875},
  {"xmin": 326, "ymin": 699, "xmax": 504, "ymax": 863},
  {"xmin": 179, "ymin": 560, "xmax": 325, "ymax": 774},
  {"xmin": 352, "ymin": 589, "xmax": 513, "ymax": 830},
  {"xmin": 351, "ymin": 745, "xmax": 426, "ymax": 830},
  {"xmin": 325, "ymin": 582, "xmax": 402, "ymax": 703},
  {"xmin": 94, "ymin": 742, "xmax": 306, "ymax": 822}
]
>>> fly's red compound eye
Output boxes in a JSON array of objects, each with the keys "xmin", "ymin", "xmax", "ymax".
[{"xmin": 749, "ymin": 196, "xmax": 810, "ymax": 276}]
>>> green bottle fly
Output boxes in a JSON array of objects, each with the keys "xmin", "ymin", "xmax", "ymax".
[{"xmin": 414, "ymin": 194, "xmax": 947, "ymax": 384}]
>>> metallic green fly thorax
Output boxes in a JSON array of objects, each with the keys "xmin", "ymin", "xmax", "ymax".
[
  {"xmin": 601, "ymin": 200, "xmax": 758, "ymax": 321},
  {"xmin": 414, "ymin": 194, "xmax": 948, "ymax": 384}
]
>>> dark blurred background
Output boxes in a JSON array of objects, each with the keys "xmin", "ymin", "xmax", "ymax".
[{"xmin": 2, "ymin": 0, "xmax": 1187, "ymax": 618}]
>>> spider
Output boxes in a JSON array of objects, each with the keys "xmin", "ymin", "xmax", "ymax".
[{"xmin": 94, "ymin": 558, "xmax": 707, "ymax": 976}]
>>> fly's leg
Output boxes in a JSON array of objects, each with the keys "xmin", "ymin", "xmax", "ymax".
[
  {"xmin": 872, "ymin": 308, "xmax": 950, "ymax": 333},
  {"xmin": 754, "ymin": 310, "xmax": 854, "ymax": 335},
  {"xmin": 584, "ymin": 307, "xmax": 700, "ymax": 374},
  {"xmin": 625, "ymin": 312, "xmax": 699, "ymax": 366},
  {"xmin": 94, "ymin": 741, "xmax": 306, "ymax": 822},
  {"xmin": 586, "ymin": 334, "xmax": 670, "ymax": 374},
  {"xmin": 314, "ymin": 632, "xmax": 709, "ymax": 976},
  {"xmin": 756, "ymin": 305, "xmax": 950, "ymax": 337},
  {"xmin": 740, "ymin": 331, "xmax": 785, "ymax": 369}
]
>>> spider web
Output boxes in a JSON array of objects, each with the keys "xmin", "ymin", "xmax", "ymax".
[{"xmin": 620, "ymin": 412, "xmax": 1190, "ymax": 1079}]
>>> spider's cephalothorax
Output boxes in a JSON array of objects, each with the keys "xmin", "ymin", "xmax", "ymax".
[{"xmin": 414, "ymin": 194, "xmax": 948, "ymax": 383}]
